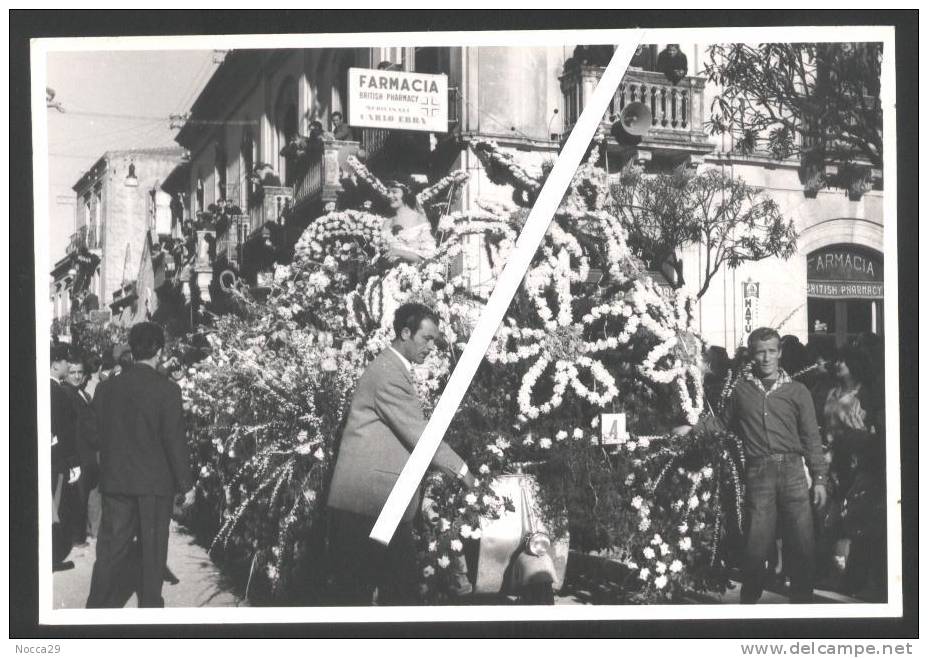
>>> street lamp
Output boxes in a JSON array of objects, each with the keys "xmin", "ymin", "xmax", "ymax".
[{"xmin": 125, "ymin": 163, "xmax": 139, "ymax": 187}]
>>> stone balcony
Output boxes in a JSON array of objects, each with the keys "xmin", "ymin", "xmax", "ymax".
[
  {"xmin": 66, "ymin": 223, "xmax": 103, "ymax": 255},
  {"xmin": 560, "ymin": 64, "xmax": 714, "ymax": 168},
  {"xmin": 289, "ymin": 138, "xmax": 360, "ymax": 216}
]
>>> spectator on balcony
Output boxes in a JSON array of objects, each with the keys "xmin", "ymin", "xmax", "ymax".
[
  {"xmin": 629, "ymin": 44, "xmax": 656, "ymax": 70},
  {"xmin": 657, "ymin": 44, "xmax": 688, "ymax": 85},
  {"xmin": 330, "ymin": 111, "xmax": 354, "ymax": 141},
  {"xmin": 569, "ymin": 44, "xmax": 615, "ymax": 68},
  {"xmin": 382, "ymin": 180, "xmax": 436, "ymax": 264}
]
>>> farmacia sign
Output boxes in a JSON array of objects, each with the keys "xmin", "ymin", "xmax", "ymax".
[{"xmin": 348, "ymin": 67, "xmax": 448, "ymax": 133}]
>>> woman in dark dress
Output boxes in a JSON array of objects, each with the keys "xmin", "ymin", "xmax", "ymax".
[{"xmin": 823, "ymin": 346, "xmax": 885, "ymax": 599}]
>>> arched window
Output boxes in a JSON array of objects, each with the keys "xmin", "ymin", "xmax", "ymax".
[{"xmin": 274, "ymin": 77, "xmax": 299, "ymax": 186}]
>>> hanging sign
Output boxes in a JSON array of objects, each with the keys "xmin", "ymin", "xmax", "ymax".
[
  {"xmin": 742, "ymin": 280, "xmax": 760, "ymax": 338},
  {"xmin": 348, "ymin": 67, "xmax": 448, "ymax": 133}
]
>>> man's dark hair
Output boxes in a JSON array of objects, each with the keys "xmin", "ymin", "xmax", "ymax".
[
  {"xmin": 50, "ymin": 342, "xmax": 70, "ymax": 364},
  {"xmin": 393, "ymin": 303, "xmax": 439, "ymax": 339},
  {"xmin": 67, "ymin": 349, "xmax": 86, "ymax": 368},
  {"xmin": 101, "ymin": 350, "xmax": 117, "ymax": 372},
  {"xmin": 85, "ymin": 353, "xmax": 103, "ymax": 374},
  {"xmin": 747, "ymin": 327, "xmax": 781, "ymax": 351},
  {"xmin": 331, "ymin": 111, "xmax": 343, "ymax": 119},
  {"xmin": 129, "ymin": 321, "xmax": 166, "ymax": 360}
]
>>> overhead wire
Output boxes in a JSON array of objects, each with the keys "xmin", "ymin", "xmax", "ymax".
[
  {"xmin": 176, "ymin": 53, "xmax": 216, "ymax": 116},
  {"xmin": 48, "ymin": 118, "xmax": 164, "ymax": 151}
]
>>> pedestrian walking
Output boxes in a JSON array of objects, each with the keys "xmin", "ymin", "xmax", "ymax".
[{"xmin": 87, "ymin": 322, "xmax": 195, "ymax": 607}]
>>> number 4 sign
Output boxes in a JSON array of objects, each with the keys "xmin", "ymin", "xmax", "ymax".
[{"xmin": 600, "ymin": 413, "xmax": 628, "ymax": 445}]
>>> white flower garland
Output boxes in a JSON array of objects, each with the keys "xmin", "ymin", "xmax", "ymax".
[
  {"xmin": 345, "ymin": 155, "xmax": 390, "ymax": 202},
  {"xmin": 417, "ymin": 170, "xmax": 469, "ymax": 208}
]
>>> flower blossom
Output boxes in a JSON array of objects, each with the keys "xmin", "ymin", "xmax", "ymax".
[
  {"xmin": 539, "ymin": 437, "xmax": 552, "ymax": 449},
  {"xmin": 642, "ymin": 547, "xmax": 656, "ymax": 560},
  {"xmin": 450, "ymin": 539, "xmax": 463, "ymax": 552},
  {"xmin": 669, "ymin": 560, "xmax": 683, "ymax": 573},
  {"xmin": 654, "ymin": 575, "xmax": 668, "ymax": 589},
  {"xmin": 678, "ymin": 536, "xmax": 692, "ymax": 551},
  {"xmin": 437, "ymin": 555, "xmax": 451, "ymax": 569}
]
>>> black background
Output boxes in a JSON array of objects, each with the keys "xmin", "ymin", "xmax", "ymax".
[{"xmin": 10, "ymin": 9, "xmax": 919, "ymax": 640}]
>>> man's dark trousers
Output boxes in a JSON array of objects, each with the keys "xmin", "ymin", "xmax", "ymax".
[
  {"xmin": 740, "ymin": 453, "xmax": 815, "ymax": 603},
  {"xmin": 86, "ymin": 493, "xmax": 172, "ymax": 607},
  {"xmin": 327, "ymin": 509, "xmax": 418, "ymax": 605}
]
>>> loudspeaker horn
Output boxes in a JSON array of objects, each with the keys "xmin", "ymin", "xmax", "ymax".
[{"xmin": 611, "ymin": 102, "xmax": 652, "ymax": 144}]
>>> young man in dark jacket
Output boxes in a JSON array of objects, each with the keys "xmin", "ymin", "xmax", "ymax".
[{"xmin": 86, "ymin": 322, "xmax": 194, "ymax": 607}]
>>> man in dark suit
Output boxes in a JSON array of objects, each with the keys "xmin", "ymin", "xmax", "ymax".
[
  {"xmin": 326, "ymin": 303, "xmax": 475, "ymax": 605},
  {"xmin": 86, "ymin": 322, "xmax": 194, "ymax": 608},
  {"xmin": 51, "ymin": 343, "xmax": 80, "ymax": 570},
  {"xmin": 62, "ymin": 353, "xmax": 100, "ymax": 546}
]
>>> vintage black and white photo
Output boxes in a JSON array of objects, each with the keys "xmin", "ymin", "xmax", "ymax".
[{"xmin": 27, "ymin": 22, "xmax": 904, "ymax": 627}]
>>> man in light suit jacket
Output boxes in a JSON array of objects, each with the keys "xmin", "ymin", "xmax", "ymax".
[
  {"xmin": 327, "ymin": 302, "xmax": 475, "ymax": 605},
  {"xmin": 86, "ymin": 322, "xmax": 195, "ymax": 608}
]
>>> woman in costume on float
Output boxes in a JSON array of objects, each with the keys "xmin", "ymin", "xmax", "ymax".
[{"xmin": 381, "ymin": 180, "xmax": 437, "ymax": 264}]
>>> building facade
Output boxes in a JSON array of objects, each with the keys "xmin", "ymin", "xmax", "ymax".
[
  {"xmin": 163, "ymin": 42, "xmax": 883, "ymax": 355},
  {"xmin": 50, "ymin": 147, "xmax": 184, "ymax": 340},
  {"xmin": 563, "ymin": 43, "xmax": 884, "ymax": 354},
  {"xmin": 163, "ymin": 46, "xmax": 568, "ymax": 299}
]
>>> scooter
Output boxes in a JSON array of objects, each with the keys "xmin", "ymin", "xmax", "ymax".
[{"xmin": 470, "ymin": 467, "xmax": 569, "ymax": 604}]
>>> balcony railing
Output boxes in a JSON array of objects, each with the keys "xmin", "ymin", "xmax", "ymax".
[
  {"xmin": 248, "ymin": 185, "xmax": 293, "ymax": 230},
  {"xmin": 66, "ymin": 224, "xmax": 102, "ymax": 255},
  {"xmin": 290, "ymin": 138, "xmax": 360, "ymax": 214},
  {"xmin": 560, "ymin": 64, "xmax": 712, "ymax": 158}
]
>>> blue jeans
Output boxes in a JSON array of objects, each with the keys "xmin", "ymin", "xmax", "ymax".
[{"xmin": 741, "ymin": 453, "xmax": 815, "ymax": 603}]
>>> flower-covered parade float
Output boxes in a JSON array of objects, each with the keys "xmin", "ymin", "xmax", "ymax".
[{"xmin": 178, "ymin": 138, "xmax": 751, "ymax": 605}]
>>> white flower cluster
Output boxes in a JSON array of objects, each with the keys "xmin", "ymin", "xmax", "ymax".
[
  {"xmin": 294, "ymin": 209, "xmax": 388, "ymax": 266},
  {"xmin": 416, "ymin": 170, "xmax": 470, "ymax": 208},
  {"xmin": 633, "ymin": 529, "xmax": 694, "ymax": 591},
  {"xmin": 486, "ymin": 230, "xmax": 621, "ymax": 418},
  {"xmin": 628, "ymin": 279, "xmax": 705, "ymax": 425}
]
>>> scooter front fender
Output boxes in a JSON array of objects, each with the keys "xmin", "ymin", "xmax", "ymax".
[{"xmin": 510, "ymin": 550, "xmax": 557, "ymax": 588}]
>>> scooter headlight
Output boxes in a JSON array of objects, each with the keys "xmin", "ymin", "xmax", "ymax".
[{"xmin": 524, "ymin": 531, "xmax": 551, "ymax": 557}]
